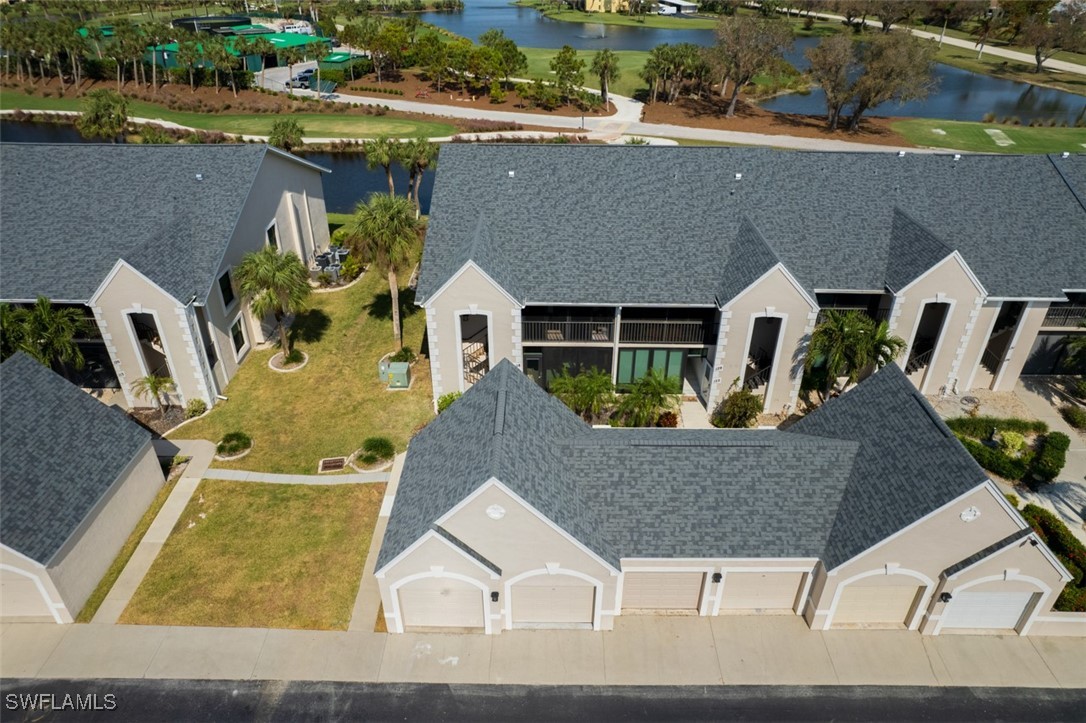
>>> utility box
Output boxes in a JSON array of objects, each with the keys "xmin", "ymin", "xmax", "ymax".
[
  {"xmin": 378, "ymin": 357, "xmax": 390, "ymax": 380},
  {"xmin": 387, "ymin": 362, "xmax": 410, "ymax": 389}
]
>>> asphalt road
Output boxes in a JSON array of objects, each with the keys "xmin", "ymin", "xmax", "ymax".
[{"xmin": 2, "ymin": 680, "xmax": 1084, "ymax": 722}]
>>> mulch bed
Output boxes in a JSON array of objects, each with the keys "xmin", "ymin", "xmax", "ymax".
[
  {"xmin": 128, "ymin": 406, "xmax": 186, "ymax": 436},
  {"xmin": 343, "ymin": 71, "xmax": 617, "ymax": 119},
  {"xmin": 269, "ymin": 350, "xmax": 308, "ymax": 371},
  {"xmin": 641, "ymin": 95, "xmax": 914, "ymax": 147}
]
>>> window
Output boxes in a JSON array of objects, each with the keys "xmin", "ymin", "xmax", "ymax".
[
  {"xmin": 230, "ymin": 317, "xmax": 248, "ymax": 357},
  {"xmin": 266, "ymin": 222, "xmax": 279, "ymax": 250},
  {"xmin": 218, "ymin": 270, "xmax": 235, "ymax": 309}
]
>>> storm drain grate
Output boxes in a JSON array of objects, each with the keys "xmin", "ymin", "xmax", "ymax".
[{"xmin": 318, "ymin": 457, "xmax": 347, "ymax": 473}]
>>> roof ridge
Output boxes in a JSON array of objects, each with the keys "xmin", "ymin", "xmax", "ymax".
[
  {"xmin": 1047, "ymin": 153, "xmax": 1086, "ymax": 214},
  {"xmin": 489, "ymin": 365, "xmax": 510, "ymax": 477}
]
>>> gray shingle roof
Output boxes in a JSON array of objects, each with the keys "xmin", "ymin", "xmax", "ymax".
[
  {"xmin": 788, "ymin": 363, "xmax": 989, "ymax": 569},
  {"xmin": 417, "ymin": 147, "xmax": 1086, "ymax": 305},
  {"xmin": 884, "ymin": 208, "xmax": 954, "ymax": 293},
  {"xmin": 0, "ymin": 143, "xmax": 283, "ymax": 304},
  {"xmin": 943, "ymin": 528, "xmax": 1032, "ymax": 578},
  {"xmin": 380, "ymin": 360, "xmax": 991, "ymax": 572},
  {"xmin": 715, "ymin": 216, "xmax": 783, "ymax": 305},
  {"xmin": 0, "ymin": 353, "xmax": 152, "ymax": 563}
]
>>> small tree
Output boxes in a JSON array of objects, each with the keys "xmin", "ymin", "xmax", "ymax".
[
  {"xmin": 131, "ymin": 374, "xmax": 176, "ymax": 418},
  {"xmin": 396, "ymin": 138, "xmax": 438, "ymax": 214},
  {"xmin": 249, "ymin": 36, "xmax": 275, "ymax": 87},
  {"xmin": 234, "ymin": 246, "xmax": 312, "ymax": 356},
  {"xmin": 550, "ymin": 45, "xmax": 585, "ymax": 105},
  {"xmin": 269, "ymin": 118, "xmax": 304, "ymax": 151},
  {"xmin": 616, "ymin": 369, "xmax": 679, "ymax": 427},
  {"xmin": 591, "ymin": 48, "xmax": 621, "ymax": 108},
  {"xmin": 5, "ymin": 297, "xmax": 92, "ymax": 375},
  {"xmin": 805, "ymin": 34, "xmax": 856, "ymax": 131},
  {"xmin": 711, "ymin": 383, "xmax": 763, "ymax": 428},
  {"xmin": 76, "ymin": 88, "xmax": 128, "ymax": 142},
  {"xmin": 711, "ymin": 15, "xmax": 792, "ymax": 117},
  {"xmin": 549, "ymin": 366, "xmax": 615, "ymax": 423},
  {"xmin": 363, "ymin": 136, "xmax": 398, "ymax": 195}
]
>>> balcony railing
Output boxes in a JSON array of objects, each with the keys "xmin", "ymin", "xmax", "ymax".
[
  {"xmin": 815, "ymin": 307, "xmax": 891, "ymax": 326},
  {"xmin": 1043, "ymin": 305, "xmax": 1086, "ymax": 328},
  {"xmin": 619, "ymin": 319, "xmax": 707, "ymax": 345},
  {"xmin": 522, "ymin": 320, "xmax": 613, "ymax": 343}
]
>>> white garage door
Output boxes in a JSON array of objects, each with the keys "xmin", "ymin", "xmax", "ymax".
[
  {"xmin": 512, "ymin": 581, "xmax": 595, "ymax": 625},
  {"xmin": 398, "ymin": 578, "xmax": 484, "ymax": 629},
  {"xmin": 834, "ymin": 584, "xmax": 920, "ymax": 626},
  {"xmin": 941, "ymin": 591, "xmax": 1034, "ymax": 630},
  {"xmin": 0, "ymin": 569, "xmax": 54, "ymax": 622},
  {"xmin": 622, "ymin": 572, "xmax": 704, "ymax": 610},
  {"xmin": 720, "ymin": 572, "xmax": 805, "ymax": 611}
]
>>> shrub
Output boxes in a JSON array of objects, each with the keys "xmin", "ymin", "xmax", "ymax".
[
  {"xmin": 656, "ymin": 411, "xmax": 679, "ymax": 428},
  {"xmin": 1059, "ymin": 404, "xmax": 1086, "ymax": 430},
  {"xmin": 339, "ymin": 255, "xmax": 363, "ymax": 281},
  {"xmin": 1075, "ymin": 379, "xmax": 1086, "ymax": 400},
  {"xmin": 184, "ymin": 399, "xmax": 208, "ymax": 419},
  {"xmin": 268, "ymin": 118, "xmax": 304, "ymax": 152},
  {"xmin": 390, "ymin": 347, "xmax": 416, "ymax": 363},
  {"xmin": 1021, "ymin": 504, "xmax": 1086, "ymax": 569},
  {"xmin": 1031, "ymin": 432, "xmax": 1070, "ymax": 482},
  {"xmin": 358, "ymin": 436, "xmax": 395, "ymax": 465},
  {"xmin": 981, "ymin": 112, "xmax": 996, "ymax": 123},
  {"xmin": 1004, "ymin": 493, "xmax": 1020, "ymax": 508},
  {"xmin": 489, "ymin": 80, "xmax": 506, "ymax": 103},
  {"xmin": 317, "ymin": 272, "xmax": 333, "ymax": 287},
  {"xmin": 954, "ymin": 435, "xmax": 1030, "ymax": 480},
  {"xmin": 711, "ymin": 386, "xmax": 763, "ymax": 429},
  {"xmin": 999, "ymin": 430, "xmax": 1027, "ymax": 457},
  {"xmin": 217, "ymin": 431, "xmax": 252, "ymax": 456},
  {"xmin": 945, "ymin": 416, "xmax": 1048, "ymax": 439},
  {"xmin": 437, "ymin": 391, "xmax": 461, "ymax": 413}
]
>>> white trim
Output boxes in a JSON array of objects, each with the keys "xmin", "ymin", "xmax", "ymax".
[
  {"xmin": 287, "ymin": 194, "xmax": 306, "ymax": 260},
  {"xmin": 900, "ymin": 295, "xmax": 957, "ymax": 394},
  {"xmin": 722, "ymin": 262, "xmax": 818, "ymax": 312},
  {"xmin": 88, "ymin": 258, "xmax": 182, "ymax": 306},
  {"xmin": 228, "ymin": 312, "xmax": 250, "ymax": 362},
  {"xmin": 822, "ymin": 566, "xmax": 934, "ymax": 631},
  {"xmin": 265, "ymin": 218, "xmax": 280, "ymax": 251},
  {"xmin": 710, "ymin": 565, "xmax": 818, "ymax": 616},
  {"xmin": 828, "ymin": 482, "xmax": 990, "ymax": 575},
  {"xmin": 986, "ymin": 297, "xmax": 1069, "ymax": 303},
  {"xmin": 739, "ymin": 310, "xmax": 788, "ymax": 412},
  {"xmin": 947, "ymin": 530, "xmax": 1068, "ymax": 582},
  {"xmin": 218, "ymin": 268, "xmax": 238, "ymax": 315},
  {"xmin": 992, "ymin": 301, "xmax": 1040, "ymax": 391},
  {"xmin": 982, "ymin": 480, "xmax": 1030, "ymax": 531},
  {"xmin": 122, "ymin": 305, "xmax": 184, "ymax": 406},
  {"xmin": 302, "ymin": 189, "xmax": 317, "ymax": 260},
  {"xmin": 965, "ymin": 300, "xmax": 1002, "ymax": 391},
  {"xmin": 621, "ymin": 557, "xmax": 820, "ymax": 564},
  {"xmin": 388, "ymin": 570, "xmax": 492, "ymax": 634},
  {"xmin": 265, "ymin": 144, "xmax": 332, "ymax": 174},
  {"xmin": 0, "ymin": 563, "xmax": 66, "ymax": 624},
  {"xmin": 504, "ymin": 566, "xmax": 604, "ymax": 631},
  {"xmin": 934, "ymin": 573, "xmax": 1051, "ymax": 636},
  {"xmin": 0, "ymin": 544, "xmax": 47, "ymax": 569},
  {"xmin": 453, "ymin": 308, "xmax": 494, "ymax": 393},
  {"xmin": 898, "ymin": 251, "xmax": 988, "ymax": 299},
  {"xmin": 431, "ymin": 530, "xmax": 502, "ymax": 580},
  {"xmin": 423, "ymin": 260, "xmax": 522, "ymax": 309}
]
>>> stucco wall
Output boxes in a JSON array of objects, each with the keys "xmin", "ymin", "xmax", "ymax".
[
  {"xmin": 425, "ymin": 265, "xmax": 520, "ymax": 401},
  {"xmin": 46, "ymin": 441, "xmax": 164, "ymax": 620},
  {"xmin": 959, "ymin": 301, "xmax": 1000, "ymax": 392},
  {"xmin": 990, "ymin": 303, "xmax": 1049, "ymax": 392},
  {"xmin": 93, "ymin": 263, "xmax": 205, "ymax": 407},
  {"xmin": 892, "ymin": 255, "xmax": 985, "ymax": 395},
  {"xmin": 0, "ymin": 547, "xmax": 70, "ymax": 623},
  {"xmin": 714, "ymin": 267, "xmax": 815, "ymax": 414}
]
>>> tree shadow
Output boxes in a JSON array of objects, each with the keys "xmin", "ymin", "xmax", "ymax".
[
  {"xmin": 290, "ymin": 308, "xmax": 332, "ymax": 345},
  {"xmin": 367, "ymin": 286, "xmax": 421, "ymax": 323}
]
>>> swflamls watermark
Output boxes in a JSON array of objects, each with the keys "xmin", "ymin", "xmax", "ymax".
[{"xmin": 5, "ymin": 693, "xmax": 117, "ymax": 711}]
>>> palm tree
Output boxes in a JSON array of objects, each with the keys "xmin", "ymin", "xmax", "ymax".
[
  {"xmin": 1067, "ymin": 322, "xmax": 1086, "ymax": 365},
  {"xmin": 176, "ymin": 36, "xmax": 201, "ymax": 92},
  {"xmin": 348, "ymin": 194, "xmax": 421, "ymax": 349},
  {"xmin": 131, "ymin": 373, "xmax": 176, "ymax": 418},
  {"xmin": 806, "ymin": 310, "xmax": 906, "ymax": 398},
  {"xmin": 76, "ymin": 88, "xmax": 128, "ymax": 142},
  {"xmin": 249, "ymin": 36, "xmax": 275, "ymax": 88},
  {"xmin": 363, "ymin": 136, "xmax": 398, "ymax": 195},
  {"xmin": 397, "ymin": 138, "xmax": 438, "ymax": 214},
  {"xmin": 13, "ymin": 297, "xmax": 92, "ymax": 375},
  {"xmin": 550, "ymin": 366, "xmax": 615, "ymax": 423},
  {"xmin": 864, "ymin": 319, "xmax": 907, "ymax": 372},
  {"xmin": 0, "ymin": 303, "xmax": 24, "ymax": 361},
  {"xmin": 234, "ymin": 246, "xmax": 312, "ymax": 357},
  {"xmin": 283, "ymin": 45, "xmax": 306, "ymax": 96},
  {"xmin": 144, "ymin": 20, "xmax": 173, "ymax": 93},
  {"xmin": 590, "ymin": 48, "xmax": 621, "ymax": 108},
  {"xmin": 617, "ymin": 368, "xmax": 679, "ymax": 427}
]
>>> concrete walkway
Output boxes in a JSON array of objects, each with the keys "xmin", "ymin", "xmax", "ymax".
[
  {"xmin": 203, "ymin": 469, "xmax": 389, "ymax": 485},
  {"xmin": 90, "ymin": 440, "xmax": 216, "ymax": 625}
]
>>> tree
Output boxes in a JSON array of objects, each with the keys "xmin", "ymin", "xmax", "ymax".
[
  {"xmin": 234, "ymin": 246, "xmax": 312, "ymax": 356},
  {"xmin": 339, "ymin": 23, "xmax": 366, "ymax": 81},
  {"xmin": 846, "ymin": 32, "xmax": 937, "ymax": 131},
  {"xmin": 10, "ymin": 297, "xmax": 92, "ymax": 374},
  {"xmin": 447, "ymin": 38, "xmax": 473, "ymax": 92},
  {"xmin": 468, "ymin": 45, "xmax": 503, "ymax": 92},
  {"xmin": 871, "ymin": 0, "xmax": 923, "ymax": 32},
  {"xmin": 347, "ymin": 194, "xmax": 421, "ymax": 349},
  {"xmin": 590, "ymin": 48, "xmax": 621, "ymax": 108},
  {"xmin": 0, "ymin": 303, "xmax": 22, "ymax": 362},
  {"xmin": 1020, "ymin": 0, "xmax": 1086, "ymax": 73},
  {"xmin": 616, "ymin": 368, "xmax": 679, "ymax": 427},
  {"xmin": 143, "ymin": 20, "xmax": 173, "ymax": 93},
  {"xmin": 549, "ymin": 45, "xmax": 585, "ymax": 105},
  {"xmin": 176, "ymin": 35, "xmax": 202, "ymax": 92},
  {"xmin": 971, "ymin": 7, "xmax": 1005, "ymax": 60},
  {"xmin": 282, "ymin": 45, "xmax": 306, "ymax": 96},
  {"xmin": 549, "ymin": 367, "xmax": 615, "ymax": 423},
  {"xmin": 363, "ymin": 136, "xmax": 398, "ymax": 195},
  {"xmin": 415, "ymin": 32, "xmax": 448, "ymax": 91},
  {"xmin": 805, "ymin": 34, "xmax": 858, "ymax": 131},
  {"xmin": 269, "ymin": 118, "xmax": 304, "ymax": 151},
  {"xmin": 805, "ymin": 309, "xmax": 906, "ymax": 398},
  {"xmin": 205, "ymin": 37, "xmax": 237, "ymax": 95},
  {"xmin": 371, "ymin": 20, "xmax": 408, "ymax": 83},
  {"xmin": 711, "ymin": 15, "xmax": 793, "ymax": 117},
  {"xmin": 76, "ymin": 89, "xmax": 128, "ymax": 142},
  {"xmin": 480, "ymin": 28, "xmax": 527, "ymax": 85},
  {"xmin": 925, "ymin": 1, "xmax": 971, "ymax": 48},
  {"xmin": 110, "ymin": 19, "xmax": 139, "ymax": 89},
  {"xmin": 130, "ymin": 374, "xmax": 176, "ymax": 418},
  {"xmin": 397, "ymin": 138, "xmax": 438, "ymax": 214}
]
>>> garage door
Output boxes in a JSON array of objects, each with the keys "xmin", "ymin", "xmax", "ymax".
[
  {"xmin": 834, "ymin": 584, "xmax": 920, "ymax": 626},
  {"xmin": 622, "ymin": 571, "xmax": 704, "ymax": 610},
  {"xmin": 720, "ymin": 572, "xmax": 805, "ymax": 611},
  {"xmin": 511, "ymin": 579, "xmax": 595, "ymax": 626},
  {"xmin": 0, "ymin": 569, "xmax": 54, "ymax": 622},
  {"xmin": 397, "ymin": 577, "xmax": 484, "ymax": 629},
  {"xmin": 941, "ymin": 591, "xmax": 1034, "ymax": 630}
]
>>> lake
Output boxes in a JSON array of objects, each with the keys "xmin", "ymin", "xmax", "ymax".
[{"xmin": 0, "ymin": 120, "xmax": 435, "ymax": 215}]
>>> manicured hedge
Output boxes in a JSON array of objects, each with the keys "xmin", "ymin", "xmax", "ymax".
[
  {"xmin": 954, "ymin": 435, "xmax": 1030, "ymax": 480},
  {"xmin": 1032, "ymin": 432, "xmax": 1070, "ymax": 482},
  {"xmin": 1021, "ymin": 504, "xmax": 1086, "ymax": 612},
  {"xmin": 945, "ymin": 416, "xmax": 1048, "ymax": 438},
  {"xmin": 1060, "ymin": 404, "xmax": 1086, "ymax": 430}
]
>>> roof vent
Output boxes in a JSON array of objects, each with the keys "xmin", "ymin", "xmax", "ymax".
[
  {"xmin": 1062, "ymin": 151, "xmax": 1070, "ymax": 159},
  {"xmin": 195, "ymin": 173, "xmax": 204, "ymax": 181},
  {"xmin": 897, "ymin": 151, "xmax": 906, "ymax": 157},
  {"xmin": 953, "ymin": 154, "xmax": 961, "ymax": 161},
  {"xmin": 508, "ymin": 170, "xmax": 515, "ymax": 178},
  {"xmin": 734, "ymin": 172, "xmax": 742, "ymax": 181}
]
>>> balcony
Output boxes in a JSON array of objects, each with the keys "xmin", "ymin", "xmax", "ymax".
[
  {"xmin": 523, "ymin": 320, "xmax": 613, "ymax": 343},
  {"xmin": 620, "ymin": 319, "xmax": 708, "ymax": 345},
  {"xmin": 1043, "ymin": 305, "xmax": 1086, "ymax": 328},
  {"xmin": 815, "ymin": 307, "xmax": 891, "ymax": 326}
]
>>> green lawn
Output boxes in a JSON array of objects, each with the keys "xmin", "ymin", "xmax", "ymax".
[
  {"xmin": 0, "ymin": 89, "xmax": 460, "ymax": 138},
  {"xmin": 522, "ymin": 47, "xmax": 649, "ymax": 98},
  {"xmin": 172, "ymin": 258, "xmax": 435, "ymax": 475},
  {"xmin": 892, "ymin": 118, "xmax": 1086, "ymax": 154},
  {"xmin": 120, "ymin": 480, "xmax": 384, "ymax": 629},
  {"xmin": 516, "ymin": 1, "xmax": 718, "ymax": 30}
]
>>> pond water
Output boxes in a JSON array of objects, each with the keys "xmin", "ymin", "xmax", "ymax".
[{"xmin": 0, "ymin": 121, "xmax": 434, "ymax": 215}]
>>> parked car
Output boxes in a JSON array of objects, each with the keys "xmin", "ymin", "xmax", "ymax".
[{"xmin": 290, "ymin": 68, "xmax": 315, "ymax": 88}]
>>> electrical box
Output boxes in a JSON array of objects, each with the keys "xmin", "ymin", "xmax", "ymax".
[
  {"xmin": 378, "ymin": 358, "xmax": 390, "ymax": 380},
  {"xmin": 387, "ymin": 362, "xmax": 410, "ymax": 389}
]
